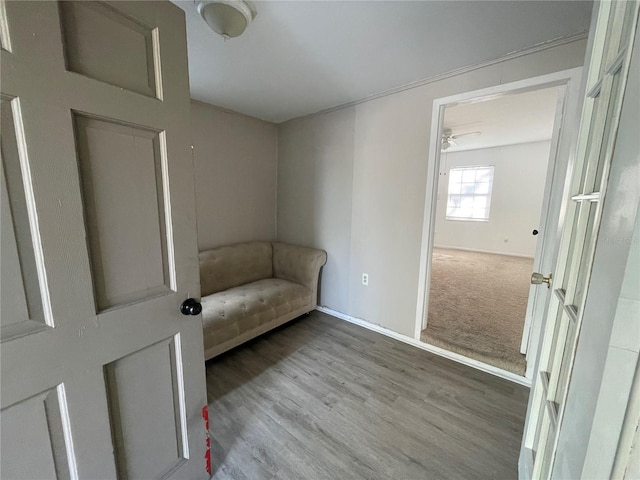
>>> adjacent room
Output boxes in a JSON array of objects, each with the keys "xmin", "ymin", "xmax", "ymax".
[{"xmin": 420, "ymin": 87, "xmax": 560, "ymax": 376}]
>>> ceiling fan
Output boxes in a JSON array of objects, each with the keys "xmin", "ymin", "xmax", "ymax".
[{"xmin": 441, "ymin": 128, "xmax": 481, "ymax": 150}]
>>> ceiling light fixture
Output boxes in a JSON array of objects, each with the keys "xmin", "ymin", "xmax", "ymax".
[{"xmin": 196, "ymin": 0, "xmax": 256, "ymax": 40}]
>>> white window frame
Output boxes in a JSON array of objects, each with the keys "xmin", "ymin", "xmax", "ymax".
[{"xmin": 445, "ymin": 165, "xmax": 495, "ymax": 222}]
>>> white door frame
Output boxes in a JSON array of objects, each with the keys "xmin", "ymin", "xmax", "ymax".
[{"xmin": 414, "ymin": 67, "xmax": 583, "ymax": 380}]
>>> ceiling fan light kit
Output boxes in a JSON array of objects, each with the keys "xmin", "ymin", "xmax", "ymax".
[
  {"xmin": 197, "ymin": 0, "xmax": 256, "ymax": 39},
  {"xmin": 441, "ymin": 128, "xmax": 482, "ymax": 150}
]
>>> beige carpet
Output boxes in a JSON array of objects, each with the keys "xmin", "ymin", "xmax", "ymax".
[{"xmin": 421, "ymin": 248, "xmax": 531, "ymax": 376}]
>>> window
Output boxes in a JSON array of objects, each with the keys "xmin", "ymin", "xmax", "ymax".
[{"xmin": 446, "ymin": 165, "xmax": 494, "ymax": 221}]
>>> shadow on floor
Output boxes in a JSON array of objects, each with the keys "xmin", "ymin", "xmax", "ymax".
[
  {"xmin": 206, "ymin": 314, "xmax": 316, "ymax": 402},
  {"xmin": 205, "ymin": 314, "xmax": 320, "ymax": 477}
]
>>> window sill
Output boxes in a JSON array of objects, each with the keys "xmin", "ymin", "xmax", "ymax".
[{"xmin": 445, "ymin": 217, "xmax": 490, "ymax": 222}]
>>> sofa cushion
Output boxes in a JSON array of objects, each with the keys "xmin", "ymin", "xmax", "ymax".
[
  {"xmin": 201, "ymin": 278, "xmax": 311, "ymax": 345},
  {"xmin": 199, "ymin": 242, "xmax": 273, "ymax": 296}
]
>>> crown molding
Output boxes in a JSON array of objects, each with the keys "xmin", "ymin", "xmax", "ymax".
[{"xmin": 285, "ymin": 30, "xmax": 588, "ymax": 124}]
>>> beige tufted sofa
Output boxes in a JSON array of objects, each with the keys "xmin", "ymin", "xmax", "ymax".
[{"xmin": 199, "ymin": 241, "xmax": 327, "ymax": 360}]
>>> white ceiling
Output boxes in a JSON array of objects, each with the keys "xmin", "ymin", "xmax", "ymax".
[
  {"xmin": 173, "ymin": 1, "xmax": 592, "ymax": 123},
  {"xmin": 442, "ymin": 86, "xmax": 560, "ymax": 152}
]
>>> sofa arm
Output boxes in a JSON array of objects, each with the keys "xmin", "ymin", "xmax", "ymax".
[{"xmin": 272, "ymin": 242, "xmax": 327, "ymax": 304}]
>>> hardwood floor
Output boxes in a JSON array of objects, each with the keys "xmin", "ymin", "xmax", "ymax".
[{"xmin": 206, "ymin": 311, "xmax": 529, "ymax": 479}]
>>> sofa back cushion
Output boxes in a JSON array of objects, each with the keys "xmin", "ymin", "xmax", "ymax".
[{"xmin": 200, "ymin": 242, "xmax": 273, "ymax": 296}]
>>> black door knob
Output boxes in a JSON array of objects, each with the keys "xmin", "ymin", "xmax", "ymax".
[
  {"xmin": 532, "ymin": 229, "xmax": 539, "ymax": 236},
  {"xmin": 180, "ymin": 298, "xmax": 202, "ymax": 316}
]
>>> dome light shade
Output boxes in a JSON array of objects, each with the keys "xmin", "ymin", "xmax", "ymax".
[{"xmin": 197, "ymin": 1, "xmax": 256, "ymax": 39}]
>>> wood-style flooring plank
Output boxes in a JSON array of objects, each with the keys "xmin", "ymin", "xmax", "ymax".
[{"xmin": 206, "ymin": 311, "xmax": 529, "ymax": 479}]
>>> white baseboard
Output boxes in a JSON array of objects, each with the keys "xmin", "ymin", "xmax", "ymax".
[
  {"xmin": 316, "ymin": 305, "xmax": 531, "ymax": 387},
  {"xmin": 433, "ymin": 245, "xmax": 535, "ymax": 259}
]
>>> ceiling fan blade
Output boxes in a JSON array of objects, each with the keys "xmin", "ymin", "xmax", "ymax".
[
  {"xmin": 449, "ymin": 139, "xmax": 458, "ymax": 147},
  {"xmin": 451, "ymin": 131, "xmax": 481, "ymax": 139}
]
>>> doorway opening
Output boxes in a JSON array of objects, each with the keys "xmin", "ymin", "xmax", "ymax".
[{"xmin": 415, "ymin": 68, "xmax": 583, "ymax": 382}]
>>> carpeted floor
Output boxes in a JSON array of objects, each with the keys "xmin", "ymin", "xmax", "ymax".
[{"xmin": 421, "ymin": 248, "xmax": 531, "ymax": 376}]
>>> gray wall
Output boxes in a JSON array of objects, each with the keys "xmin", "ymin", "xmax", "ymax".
[
  {"xmin": 277, "ymin": 39, "xmax": 588, "ymax": 337},
  {"xmin": 277, "ymin": 108, "xmax": 355, "ymax": 313},
  {"xmin": 191, "ymin": 101, "xmax": 278, "ymax": 251}
]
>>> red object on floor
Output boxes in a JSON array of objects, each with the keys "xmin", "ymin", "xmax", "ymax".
[{"xmin": 202, "ymin": 405, "xmax": 211, "ymax": 475}]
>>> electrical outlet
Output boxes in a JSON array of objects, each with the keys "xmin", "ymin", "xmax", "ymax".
[{"xmin": 362, "ymin": 273, "xmax": 369, "ymax": 286}]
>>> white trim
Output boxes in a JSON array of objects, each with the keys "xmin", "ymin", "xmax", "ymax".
[
  {"xmin": 57, "ymin": 384, "xmax": 78, "ymax": 480},
  {"xmin": 415, "ymin": 95, "xmax": 445, "ymax": 334},
  {"xmin": 443, "ymin": 218, "xmax": 489, "ymax": 222},
  {"xmin": 172, "ymin": 333, "xmax": 190, "ymax": 459},
  {"xmin": 151, "ymin": 28, "xmax": 164, "ymax": 101},
  {"xmin": 571, "ymin": 192, "xmax": 600, "ymax": 202},
  {"xmin": 421, "ymin": 67, "xmax": 581, "ymax": 110},
  {"xmin": 291, "ymin": 32, "xmax": 587, "ymax": 123},
  {"xmin": 316, "ymin": 306, "xmax": 531, "ymax": 388},
  {"xmin": 12, "ymin": 97, "xmax": 54, "ymax": 327},
  {"xmin": 0, "ymin": 0, "xmax": 12, "ymax": 52},
  {"xmin": 433, "ymin": 245, "xmax": 535, "ymax": 259}
]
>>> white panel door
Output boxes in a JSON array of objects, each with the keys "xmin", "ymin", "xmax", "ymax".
[
  {"xmin": 520, "ymin": 2, "xmax": 640, "ymax": 478},
  {"xmin": 0, "ymin": 2, "xmax": 210, "ymax": 478}
]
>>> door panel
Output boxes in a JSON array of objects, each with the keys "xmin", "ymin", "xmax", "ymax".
[
  {"xmin": 0, "ymin": 387, "xmax": 73, "ymax": 479},
  {"xmin": 1, "ymin": 96, "xmax": 49, "ymax": 337},
  {"xmin": 59, "ymin": 1, "xmax": 159, "ymax": 98},
  {"xmin": 73, "ymin": 114, "xmax": 173, "ymax": 311},
  {"xmin": 0, "ymin": 2, "xmax": 208, "ymax": 478},
  {"xmin": 521, "ymin": 2, "xmax": 640, "ymax": 477},
  {"xmin": 104, "ymin": 336, "xmax": 188, "ymax": 479}
]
